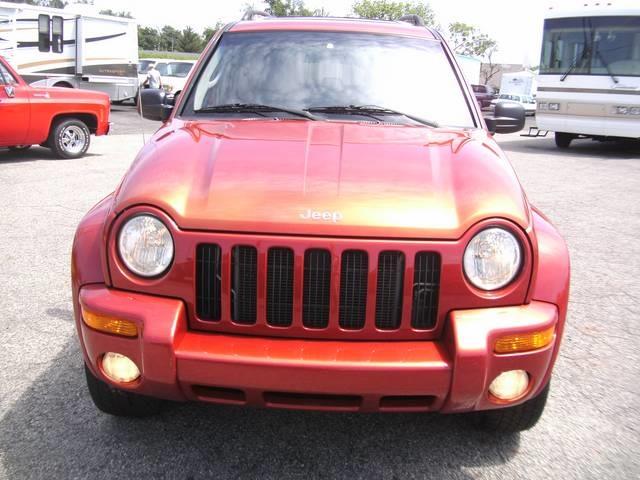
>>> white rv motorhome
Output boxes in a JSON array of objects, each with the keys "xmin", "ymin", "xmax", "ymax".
[
  {"xmin": 0, "ymin": 1, "xmax": 138, "ymax": 101},
  {"xmin": 536, "ymin": 1, "xmax": 640, "ymax": 148}
]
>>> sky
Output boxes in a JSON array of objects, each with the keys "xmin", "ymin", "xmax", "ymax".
[{"xmin": 88, "ymin": 0, "xmax": 570, "ymax": 65}]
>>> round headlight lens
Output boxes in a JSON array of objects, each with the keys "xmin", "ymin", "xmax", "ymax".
[
  {"xmin": 463, "ymin": 227, "xmax": 522, "ymax": 290},
  {"xmin": 118, "ymin": 214, "xmax": 174, "ymax": 277}
]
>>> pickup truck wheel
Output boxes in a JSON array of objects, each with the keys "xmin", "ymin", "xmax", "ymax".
[
  {"xmin": 8, "ymin": 145, "xmax": 31, "ymax": 151},
  {"xmin": 471, "ymin": 381, "xmax": 550, "ymax": 433},
  {"xmin": 555, "ymin": 132, "xmax": 573, "ymax": 149},
  {"xmin": 84, "ymin": 364, "xmax": 164, "ymax": 417},
  {"xmin": 50, "ymin": 119, "xmax": 91, "ymax": 159}
]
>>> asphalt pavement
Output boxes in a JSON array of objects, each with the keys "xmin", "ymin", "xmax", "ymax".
[{"xmin": 0, "ymin": 109, "xmax": 638, "ymax": 479}]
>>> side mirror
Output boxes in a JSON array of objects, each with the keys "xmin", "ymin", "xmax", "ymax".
[
  {"xmin": 140, "ymin": 88, "xmax": 173, "ymax": 122},
  {"xmin": 4, "ymin": 85, "xmax": 15, "ymax": 98},
  {"xmin": 485, "ymin": 102, "xmax": 525, "ymax": 134}
]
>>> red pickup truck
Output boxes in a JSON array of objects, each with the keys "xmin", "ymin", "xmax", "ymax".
[{"xmin": 0, "ymin": 56, "xmax": 110, "ymax": 158}]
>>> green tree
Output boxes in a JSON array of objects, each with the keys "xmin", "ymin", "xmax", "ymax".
[
  {"xmin": 264, "ymin": 0, "xmax": 320, "ymax": 16},
  {"xmin": 351, "ymin": 0, "xmax": 436, "ymax": 25},
  {"xmin": 138, "ymin": 26, "xmax": 160, "ymax": 51},
  {"xmin": 4, "ymin": 0, "xmax": 67, "ymax": 7},
  {"xmin": 99, "ymin": 9, "xmax": 133, "ymax": 18},
  {"xmin": 177, "ymin": 26, "xmax": 202, "ymax": 53},
  {"xmin": 160, "ymin": 25, "xmax": 181, "ymax": 51},
  {"xmin": 202, "ymin": 22, "xmax": 224, "ymax": 44},
  {"xmin": 447, "ymin": 22, "xmax": 496, "ymax": 57}
]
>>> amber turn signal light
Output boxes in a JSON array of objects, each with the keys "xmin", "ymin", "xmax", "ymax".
[
  {"xmin": 82, "ymin": 308, "xmax": 138, "ymax": 338},
  {"xmin": 494, "ymin": 326, "xmax": 555, "ymax": 354}
]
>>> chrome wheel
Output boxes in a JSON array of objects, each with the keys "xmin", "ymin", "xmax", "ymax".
[{"xmin": 60, "ymin": 125, "xmax": 87, "ymax": 155}]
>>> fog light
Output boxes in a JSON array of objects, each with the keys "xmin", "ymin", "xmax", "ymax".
[
  {"xmin": 101, "ymin": 352, "xmax": 140, "ymax": 383},
  {"xmin": 489, "ymin": 370, "xmax": 529, "ymax": 401}
]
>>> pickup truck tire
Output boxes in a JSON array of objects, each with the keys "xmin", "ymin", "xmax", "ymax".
[
  {"xmin": 555, "ymin": 132, "xmax": 573, "ymax": 149},
  {"xmin": 50, "ymin": 119, "xmax": 91, "ymax": 159},
  {"xmin": 84, "ymin": 364, "xmax": 165, "ymax": 417},
  {"xmin": 471, "ymin": 381, "xmax": 550, "ymax": 433}
]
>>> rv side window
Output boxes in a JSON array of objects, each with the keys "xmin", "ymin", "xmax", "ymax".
[
  {"xmin": 38, "ymin": 14, "xmax": 50, "ymax": 52},
  {"xmin": 52, "ymin": 16, "xmax": 63, "ymax": 53}
]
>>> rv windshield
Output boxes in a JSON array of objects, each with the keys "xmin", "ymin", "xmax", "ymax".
[
  {"xmin": 539, "ymin": 15, "xmax": 640, "ymax": 77},
  {"xmin": 184, "ymin": 31, "xmax": 475, "ymax": 128}
]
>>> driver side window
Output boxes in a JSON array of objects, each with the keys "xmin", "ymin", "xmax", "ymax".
[{"xmin": 0, "ymin": 63, "xmax": 17, "ymax": 85}]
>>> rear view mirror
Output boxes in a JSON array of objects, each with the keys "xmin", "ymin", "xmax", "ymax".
[
  {"xmin": 485, "ymin": 103, "xmax": 525, "ymax": 134},
  {"xmin": 139, "ymin": 88, "xmax": 173, "ymax": 122}
]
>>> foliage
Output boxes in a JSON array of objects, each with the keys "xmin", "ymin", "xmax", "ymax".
[
  {"xmin": 159, "ymin": 25, "xmax": 181, "ymax": 51},
  {"xmin": 3, "ymin": 0, "xmax": 67, "ymax": 7},
  {"xmin": 447, "ymin": 22, "xmax": 496, "ymax": 57},
  {"xmin": 137, "ymin": 26, "xmax": 160, "ymax": 51},
  {"xmin": 177, "ymin": 26, "xmax": 202, "ymax": 53},
  {"xmin": 139, "ymin": 50, "xmax": 199, "ymax": 60},
  {"xmin": 202, "ymin": 22, "xmax": 224, "ymax": 44},
  {"xmin": 99, "ymin": 9, "xmax": 133, "ymax": 18},
  {"xmin": 264, "ymin": 0, "xmax": 313, "ymax": 16},
  {"xmin": 351, "ymin": 0, "xmax": 436, "ymax": 25}
]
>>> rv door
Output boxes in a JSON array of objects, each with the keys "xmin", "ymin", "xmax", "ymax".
[{"xmin": 75, "ymin": 15, "xmax": 83, "ymax": 75}]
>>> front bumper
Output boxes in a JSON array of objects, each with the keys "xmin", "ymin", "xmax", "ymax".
[{"xmin": 77, "ymin": 285, "xmax": 559, "ymax": 413}]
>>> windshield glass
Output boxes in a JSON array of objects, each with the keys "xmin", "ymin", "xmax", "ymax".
[
  {"xmin": 540, "ymin": 16, "xmax": 640, "ymax": 76},
  {"xmin": 185, "ymin": 31, "xmax": 475, "ymax": 127},
  {"xmin": 167, "ymin": 61, "xmax": 194, "ymax": 77},
  {"xmin": 138, "ymin": 60, "xmax": 154, "ymax": 74},
  {"xmin": 155, "ymin": 62, "xmax": 169, "ymax": 76}
]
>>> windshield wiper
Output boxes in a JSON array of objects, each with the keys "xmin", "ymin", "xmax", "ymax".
[
  {"xmin": 562, "ymin": 18, "xmax": 591, "ymax": 82},
  {"xmin": 305, "ymin": 105, "xmax": 439, "ymax": 127},
  {"xmin": 594, "ymin": 47, "xmax": 619, "ymax": 84},
  {"xmin": 194, "ymin": 103, "xmax": 319, "ymax": 120}
]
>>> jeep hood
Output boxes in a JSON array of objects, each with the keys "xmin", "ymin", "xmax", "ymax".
[{"xmin": 114, "ymin": 120, "xmax": 530, "ymax": 239}]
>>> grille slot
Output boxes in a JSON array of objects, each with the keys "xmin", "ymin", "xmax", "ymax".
[
  {"xmin": 302, "ymin": 249, "xmax": 332, "ymax": 329},
  {"xmin": 195, "ymin": 244, "xmax": 222, "ymax": 321},
  {"xmin": 411, "ymin": 252, "xmax": 441, "ymax": 329},
  {"xmin": 375, "ymin": 251, "xmax": 405, "ymax": 330},
  {"xmin": 231, "ymin": 246, "xmax": 257, "ymax": 324},
  {"xmin": 266, "ymin": 247, "xmax": 294, "ymax": 327},
  {"xmin": 339, "ymin": 250, "xmax": 369, "ymax": 330}
]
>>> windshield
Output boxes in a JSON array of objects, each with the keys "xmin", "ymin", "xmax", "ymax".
[
  {"xmin": 138, "ymin": 60, "xmax": 154, "ymax": 74},
  {"xmin": 167, "ymin": 61, "xmax": 194, "ymax": 77},
  {"xmin": 184, "ymin": 31, "xmax": 475, "ymax": 128},
  {"xmin": 540, "ymin": 16, "xmax": 640, "ymax": 76},
  {"xmin": 155, "ymin": 62, "xmax": 169, "ymax": 76}
]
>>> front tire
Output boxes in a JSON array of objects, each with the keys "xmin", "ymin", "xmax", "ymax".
[
  {"xmin": 471, "ymin": 382, "xmax": 550, "ymax": 433},
  {"xmin": 84, "ymin": 364, "xmax": 165, "ymax": 417},
  {"xmin": 555, "ymin": 132, "xmax": 573, "ymax": 149},
  {"xmin": 50, "ymin": 119, "xmax": 91, "ymax": 159}
]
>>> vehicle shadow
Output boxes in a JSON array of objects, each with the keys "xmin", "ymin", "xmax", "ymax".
[
  {"xmin": 0, "ymin": 336, "xmax": 521, "ymax": 479},
  {"xmin": 497, "ymin": 135, "xmax": 640, "ymax": 160},
  {"xmin": 0, "ymin": 147, "xmax": 102, "ymax": 164}
]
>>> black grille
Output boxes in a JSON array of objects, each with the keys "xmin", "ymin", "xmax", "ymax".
[
  {"xmin": 195, "ymin": 244, "xmax": 222, "ymax": 321},
  {"xmin": 231, "ymin": 246, "xmax": 257, "ymax": 324},
  {"xmin": 375, "ymin": 251, "xmax": 405, "ymax": 330},
  {"xmin": 411, "ymin": 252, "xmax": 441, "ymax": 329},
  {"xmin": 339, "ymin": 250, "xmax": 369, "ymax": 330},
  {"xmin": 302, "ymin": 249, "xmax": 331, "ymax": 329},
  {"xmin": 266, "ymin": 247, "xmax": 294, "ymax": 327}
]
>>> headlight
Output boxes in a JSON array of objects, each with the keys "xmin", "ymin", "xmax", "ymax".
[
  {"xmin": 463, "ymin": 227, "xmax": 522, "ymax": 290},
  {"xmin": 117, "ymin": 214, "xmax": 174, "ymax": 277}
]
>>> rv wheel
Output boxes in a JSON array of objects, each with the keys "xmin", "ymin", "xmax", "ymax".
[{"xmin": 50, "ymin": 119, "xmax": 91, "ymax": 159}]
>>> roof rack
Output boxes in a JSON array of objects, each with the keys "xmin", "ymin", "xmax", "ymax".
[
  {"xmin": 398, "ymin": 14, "xmax": 425, "ymax": 27},
  {"xmin": 241, "ymin": 10, "xmax": 271, "ymax": 21}
]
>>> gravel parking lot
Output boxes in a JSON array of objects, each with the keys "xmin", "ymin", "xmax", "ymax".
[{"xmin": 0, "ymin": 109, "xmax": 638, "ymax": 479}]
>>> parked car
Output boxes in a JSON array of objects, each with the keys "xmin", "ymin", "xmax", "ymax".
[
  {"xmin": 73, "ymin": 14, "xmax": 569, "ymax": 433},
  {"xmin": 0, "ymin": 55, "xmax": 110, "ymax": 158},
  {"xmin": 162, "ymin": 60, "xmax": 196, "ymax": 98},
  {"xmin": 491, "ymin": 93, "xmax": 537, "ymax": 115},
  {"xmin": 471, "ymin": 84, "xmax": 496, "ymax": 108}
]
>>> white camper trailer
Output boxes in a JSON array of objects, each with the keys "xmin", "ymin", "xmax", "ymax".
[{"xmin": 0, "ymin": 1, "xmax": 138, "ymax": 101}]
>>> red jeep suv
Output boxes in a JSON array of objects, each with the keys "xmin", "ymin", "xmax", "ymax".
[{"xmin": 72, "ymin": 14, "xmax": 569, "ymax": 433}]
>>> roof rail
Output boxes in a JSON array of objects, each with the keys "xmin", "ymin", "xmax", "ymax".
[
  {"xmin": 398, "ymin": 14, "xmax": 425, "ymax": 27},
  {"xmin": 241, "ymin": 10, "xmax": 271, "ymax": 21}
]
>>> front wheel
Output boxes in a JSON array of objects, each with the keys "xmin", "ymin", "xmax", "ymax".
[
  {"xmin": 555, "ymin": 132, "xmax": 574, "ymax": 149},
  {"xmin": 84, "ymin": 364, "xmax": 165, "ymax": 417},
  {"xmin": 471, "ymin": 382, "xmax": 550, "ymax": 433},
  {"xmin": 50, "ymin": 119, "xmax": 91, "ymax": 159}
]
